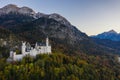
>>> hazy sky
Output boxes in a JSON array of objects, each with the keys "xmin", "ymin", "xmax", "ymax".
[{"xmin": 0, "ymin": 0, "xmax": 120, "ymax": 35}]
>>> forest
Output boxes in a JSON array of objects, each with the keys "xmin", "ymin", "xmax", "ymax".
[{"xmin": 0, "ymin": 52, "xmax": 120, "ymax": 80}]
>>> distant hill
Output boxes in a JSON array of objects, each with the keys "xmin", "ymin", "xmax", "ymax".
[
  {"xmin": 91, "ymin": 38, "xmax": 120, "ymax": 54},
  {"xmin": 91, "ymin": 30, "xmax": 120, "ymax": 41},
  {"xmin": 91, "ymin": 30, "xmax": 120, "ymax": 54}
]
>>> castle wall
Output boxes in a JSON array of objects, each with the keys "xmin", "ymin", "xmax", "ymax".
[
  {"xmin": 14, "ymin": 54, "xmax": 23, "ymax": 61},
  {"xmin": 30, "ymin": 48, "xmax": 38, "ymax": 56},
  {"xmin": 47, "ymin": 46, "xmax": 51, "ymax": 53}
]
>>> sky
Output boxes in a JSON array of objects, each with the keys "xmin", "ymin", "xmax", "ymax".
[{"xmin": 0, "ymin": 0, "xmax": 120, "ymax": 35}]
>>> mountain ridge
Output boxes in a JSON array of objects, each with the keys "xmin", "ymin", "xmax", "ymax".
[
  {"xmin": 0, "ymin": 4, "xmax": 72, "ymax": 27},
  {"xmin": 91, "ymin": 29, "xmax": 120, "ymax": 41}
]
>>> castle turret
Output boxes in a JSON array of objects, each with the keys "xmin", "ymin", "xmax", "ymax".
[
  {"xmin": 46, "ymin": 37, "xmax": 51, "ymax": 54},
  {"xmin": 10, "ymin": 51, "xmax": 14, "ymax": 58},
  {"xmin": 35, "ymin": 42, "xmax": 38, "ymax": 49},
  {"xmin": 10, "ymin": 51, "xmax": 16, "ymax": 61},
  {"xmin": 46, "ymin": 37, "xmax": 49, "ymax": 46},
  {"xmin": 22, "ymin": 41, "xmax": 26, "ymax": 55}
]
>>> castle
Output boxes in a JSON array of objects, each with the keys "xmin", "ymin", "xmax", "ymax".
[{"xmin": 8, "ymin": 37, "xmax": 51, "ymax": 61}]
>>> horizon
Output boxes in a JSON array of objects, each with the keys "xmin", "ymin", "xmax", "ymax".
[{"xmin": 1, "ymin": 0, "xmax": 120, "ymax": 36}]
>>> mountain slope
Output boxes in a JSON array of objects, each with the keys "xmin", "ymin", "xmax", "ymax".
[
  {"xmin": 0, "ymin": 27, "xmax": 23, "ymax": 57},
  {"xmin": 8, "ymin": 17, "xmax": 100, "ymax": 54},
  {"xmin": 91, "ymin": 38, "xmax": 120, "ymax": 54},
  {"xmin": 0, "ymin": 4, "xmax": 119, "ymax": 55}
]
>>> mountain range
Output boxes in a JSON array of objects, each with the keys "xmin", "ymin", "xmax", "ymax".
[
  {"xmin": 91, "ymin": 30, "xmax": 120, "ymax": 54},
  {"xmin": 91, "ymin": 30, "xmax": 120, "ymax": 41},
  {"xmin": 0, "ymin": 4, "xmax": 120, "ymax": 55}
]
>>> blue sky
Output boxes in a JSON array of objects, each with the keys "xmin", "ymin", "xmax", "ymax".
[{"xmin": 0, "ymin": 0, "xmax": 120, "ymax": 35}]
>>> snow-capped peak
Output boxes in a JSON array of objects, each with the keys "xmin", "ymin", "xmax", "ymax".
[
  {"xmin": 0, "ymin": 4, "xmax": 19, "ymax": 14},
  {"xmin": 18, "ymin": 7, "xmax": 35, "ymax": 15},
  {"xmin": 107, "ymin": 29, "xmax": 117, "ymax": 34},
  {"xmin": 0, "ymin": 4, "xmax": 35, "ymax": 16},
  {"xmin": 0, "ymin": 4, "xmax": 72, "ymax": 27}
]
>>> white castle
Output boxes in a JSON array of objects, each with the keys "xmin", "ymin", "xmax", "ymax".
[{"xmin": 8, "ymin": 37, "xmax": 51, "ymax": 61}]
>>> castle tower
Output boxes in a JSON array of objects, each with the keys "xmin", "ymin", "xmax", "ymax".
[
  {"xmin": 35, "ymin": 42, "xmax": 38, "ymax": 49},
  {"xmin": 21, "ymin": 41, "xmax": 26, "ymax": 55},
  {"xmin": 10, "ymin": 51, "xmax": 16, "ymax": 61},
  {"xmin": 10, "ymin": 51, "xmax": 14, "ymax": 58},
  {"xmin": 46, "ymin": 37, "xmax": 49, "ymax": 47},
  {"xmin": 46, "ymin": 37, "xmax": 51, "ymax": 54}
]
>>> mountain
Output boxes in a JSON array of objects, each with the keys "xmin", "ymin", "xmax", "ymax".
[
  {"xmin": 0, "ymin": 4, "xmax": 119, "ymax": 55},
  {"xmin": 90, "ymin": 30, "xmax": 120, "ymax": 54},
  {"xmin": 91, "ymin": 30, "xmax": 120, "ymax": 41},
  {"xmin": 0, "ymin": 4, "xmax": 35, "ymax": 16}
]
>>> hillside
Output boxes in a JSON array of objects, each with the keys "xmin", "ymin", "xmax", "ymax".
[
  {"xmin": 92, "ymin": 38, "xmax": 120, "ymax": 53},
  {"xmin": 0, "ymin": 27, "xmax": 23, "ymax": 58},
  {"xmin": 0, "ymin": 53, "xmax": 120, "ymax": 80}
]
